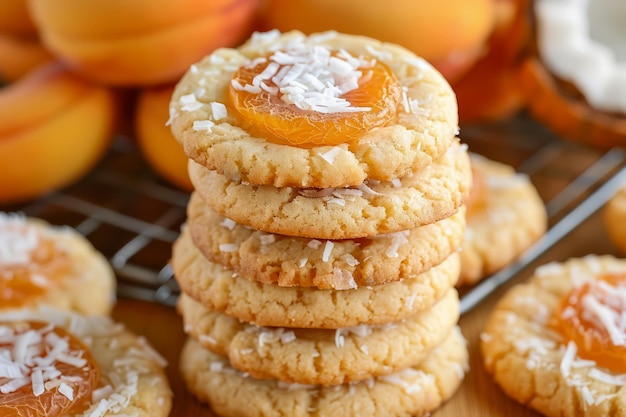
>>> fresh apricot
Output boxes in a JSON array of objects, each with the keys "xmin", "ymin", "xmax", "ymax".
[
  {"xmin": 0, "ymin": 0, "xmax": 36, "ymax": 37},
  {"xmin": 0, "ymin": 32, "xmax": 53, "ymax": 82},
  {"xmin": 0, "ymin": 63, "xmax": 116, "ymax": 204},
  {"xmin": 259, "ymin": 0, "xmax": 496, "ymax": 82},
  {"xmin": 135, "ymin": 84, "xmax": 193, "ymax": 191},
  {"xmin": 454, "ymin": 0, "xmax": 530, "ymax": 123},
  {"xmin": 28, "ymin": 0, "xmax": 262, "ymax": 86}
]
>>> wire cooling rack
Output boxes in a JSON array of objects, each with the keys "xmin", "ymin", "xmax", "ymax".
[{"xmin": 4, "ymin": 114, "xmax": 626, "ymax": 312}]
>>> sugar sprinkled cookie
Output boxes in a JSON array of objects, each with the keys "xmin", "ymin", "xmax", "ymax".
[
  {"xmin": 178, "ymin": 288, "xmax": 459, "ymax": 386},
  {"xmin": 458, "ymin": 154, "xmax": 547, "ymax": 286},
  {"xmin": 0, "ymin": 212, "xmax": 116, "ymax": 315},
  {"xmin": 603, "ymin": 186, "xmax": 626, "ymax": 254},
  {"xmin": 173, "ymin": 227, "xmax": 460, "ymax": 328},
  {"xmin": 0, "ymin": 307, "xmax": 172, "ymax": 417},
  {"xmin": 186, "ymin": 191, "xmax": 465, "ymax": 289},
  {"xmin": 481, "ymin": 255, "xmax": 626, "ymax": 417},
  {"xmin": 180, "ymin": 325, "xmax": 468, "ymax": 417},
  {"xmin": 189, "ymin": 140, "xmax": 471, "ymax": 240},
  {"xmin": 169, "ymin": 30, "xmax": 459, "ymax": 189}
]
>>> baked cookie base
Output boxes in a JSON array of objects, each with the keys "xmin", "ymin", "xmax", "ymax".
[{"xmin": 180, "ymin": 325, "xmax": 468, "ymax": 417}]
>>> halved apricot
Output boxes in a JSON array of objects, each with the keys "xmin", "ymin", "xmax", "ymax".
[{"xmin": 229, "ymin": 53, "xmax": 402, "ymax": 147}]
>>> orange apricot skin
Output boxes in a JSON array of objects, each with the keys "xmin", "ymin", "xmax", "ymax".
[
  {"xmin": 0, "ymin": 0, "xmax": 37, "ymax": 36},
  {"xmin": 28, "ymin": 0, "xmax": 262, "ymax": 86},
  {"xmin": 0, "ymin": 63, "xmax": 116, "ymax": 204},
  {"xmin": 135, "ymin": 84, "xmax": 193, "ymax": 191},
  {"xmin": 0, "ymin": 32, "xmax": 54, "ymax": 82},
  {"xmin": 454, "ymin": 0, "xmax": 531, "ymax": 123},
  {"xmin": 259, "ymin": 0, "xmax": 496, "ymax": 82}
]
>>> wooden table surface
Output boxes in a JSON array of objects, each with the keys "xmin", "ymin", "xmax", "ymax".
[{"xmin": 110, "ymin": 199, "xmax": 622, "ymax": 417}]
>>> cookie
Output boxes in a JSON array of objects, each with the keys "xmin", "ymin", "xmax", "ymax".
[
  {"xmin": 458, "ymin": 153, "xmax": 547, "ymax": 286},
  {"xmin": 0, "ymin": 307, "xmax": 172, "ymax": 417},
  {"xmin": 603, "ymin": 186, "xmax": 626, "ymax": 254},
  {"xmin": 180, "ymin": 324, "xmax": 467, "ymax": 417},
  {"xmin": 169, "ymin": 29, "xmax": 459, "ymax": 189},
  {"xmin": 178, "ymin": 288, "xmax": 459, "ymax": 385},
  {"xmin": 173, "ymin": 226, "xmax": 460, "ymax": 328},
  {"xmin": 0, "ymin": 212, "xmax": 116, "ymax": 315},
  {"xmin": 186, "ymin": 190, "xmax": 465, "ymax": 289},
  {"xmin": 189, "ymin": 140, "xmax": 471, "ymax": 239},
  {"xmin": 481, "ymin": 255, "xmax": 626, "ymax": 417}
]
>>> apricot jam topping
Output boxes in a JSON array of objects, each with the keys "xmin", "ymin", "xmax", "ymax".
[
  {"xmin": 554, "ymin": 273, "xmax": 626, "ymax": 373},
  {"xmin": 0, "ymin": 321, "xmax": 99, "ymax": 417},
  {"xmin": 230, "ymin": 44, "xmax": 402, "ymax": 147},
  {"xmin": 0, "ymin": 216, "xmax": 70, "ymax": 307}
]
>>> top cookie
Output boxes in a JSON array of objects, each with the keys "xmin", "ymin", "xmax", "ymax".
[{"xmin": 169, "ymin": 29, "xmax": 458, "ymax": 188}]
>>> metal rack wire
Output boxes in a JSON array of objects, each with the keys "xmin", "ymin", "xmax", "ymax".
[{"xmin": 6, "ymin": 114, "xmax": 626, "ymax": 312}]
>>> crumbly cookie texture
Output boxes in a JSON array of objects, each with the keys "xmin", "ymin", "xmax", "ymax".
[
  {"xmin": 603, "ymin": 186, "xmax": 626, "ymax": 254},
  {"xmin": 173, "ymin": 227, "xmax": 460, "ymax": 328},
  {"xmin": 186, "ymin": 190, "xmax": 465, "ymax": 289},
  {"xmin": 0, "ymin": 307, "xmax": 173, "ymax": 417},
  {"xmin": 178, "ymin": 289, "xmax": 459, "ymax": 386},
  {"xmin": 189, "ymin": 140, "xmax": 471, "ymax": 240},
  {"xmin": 458, "ymin": 153, "xmax": 547, "ymax": 286},
  {"xmin": 0, "ymin": 213, "xmax": 116, "ymax": 315},
  {"xmin": 169, "ymin": 29, "xmax": 458, "ymax": 189},
  {"xmin": 481, "ymin": 255, "xmax": 626, "ymax": 417},
  {"xmin": 180, "ymin": 325, "xmax": 468, "ymax": 417}
]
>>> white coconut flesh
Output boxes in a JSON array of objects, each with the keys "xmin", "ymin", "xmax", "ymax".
[{"xmin": 535, "ymin": 0, "xmax": 626, "ymax": 113}]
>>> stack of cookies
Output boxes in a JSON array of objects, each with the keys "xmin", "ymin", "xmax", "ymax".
[{"xmin": 169, "ymin": 30, "xmax": 472, "ymax": 416}]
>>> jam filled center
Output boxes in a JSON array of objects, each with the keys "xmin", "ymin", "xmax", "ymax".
[
  {"xmin": 0, "ymin": 222, "xmax": 71, "ymax": 307},
  {"xmin": 554, "ymin": 273, "xmax": 626, "ymax": 373},
  {"xmin": 0, "ymin": 321, "xmax": 99, "ymax": 417},
  {"xmin": 229, "ymin": 43, "xmax": 401, "ymax": 147}
]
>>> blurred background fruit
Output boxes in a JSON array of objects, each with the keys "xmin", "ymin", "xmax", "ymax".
[
  {"xmin": 135, "ymin": 84, "xmax": 193, "ymax": 191},
  {"xmin": 0, "ymin": 63, "xmax": 116, "ymax": 204},
  {"xmin": 28, "ymin": 0, "xmax": 263, "ymax": 86},
  {"xmin": 258, "ymin": 0, "xmax": 497, "ymax": 84}
]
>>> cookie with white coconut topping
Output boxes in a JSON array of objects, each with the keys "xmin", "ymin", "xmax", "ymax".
[
  {"xmin": 0, "ymin": 212, "xmax": 116, "ymax": 315},
  {"xmin": 458, "ymin": 154, "xmax": 547, "ymax": 286},
  {"xmin": 169, "ymin": 29, "xmax": 459, "ymax": 189},
  {"xmin": 188, "ymin": 140, "xmax": 471, "ymax": 240},
  {"xmin": 173, "ymin": 227, "xmax": 460, "ymax": 328},
  {"xmin": 0, "ymin": 307, "xmax": 172, "ymax": 417},
  {"xmin": 185, "ymin": 190, "xmax": 465, "ymax": 289},
  {"xmin": 603, "ymin": 186, "xmax": 626, "ymax": 254},
  {"xmin": 180, "ymin": 324, "xmax": 467, "ymax": 417},
  {"xmin": 177, "ymin": 288, "xmax": 459, "ymax": 386},
  {"xmin": 481, "ymin": 255, "xmax": 626, "ymax": 417}
]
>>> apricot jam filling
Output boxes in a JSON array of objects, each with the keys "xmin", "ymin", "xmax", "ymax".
[
  {"xmin": 0, "ymin": 321, "xmax": 99, "ymax": 417},
  {"xmin": 229, "ymin": 44, "xmax": 402, "ymax": 147},
  {"xmin": 0, "ymin": 216, "xmax": 70, "ymax": 307},
  {"xmin": 554, "ymin": 273, "xmax": 626, "ymax": 373}
]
